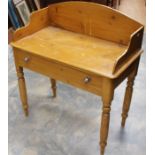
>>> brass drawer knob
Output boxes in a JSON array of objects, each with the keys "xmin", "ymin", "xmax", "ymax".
[
  {"xmin": 84, "ymin": 76, "xmax": 91, "ymax": 83},
  {"xmin": 24, "ymin": 57, "xmax": 30, "ymax": 63}
]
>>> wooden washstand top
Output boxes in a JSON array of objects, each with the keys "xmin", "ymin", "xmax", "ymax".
[{"xmin": 11, "ymin": 1, "xmax": 144, "ymax": 78}]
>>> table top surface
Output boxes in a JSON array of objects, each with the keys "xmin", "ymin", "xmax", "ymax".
[{"xmin": 12, "ymin": 26, "xmax": 127, "ymax": 77}]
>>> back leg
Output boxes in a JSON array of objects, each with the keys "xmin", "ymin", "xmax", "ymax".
[{"xmin": 50, "ymin": 78, "xmax": 56, "ymax": 97}]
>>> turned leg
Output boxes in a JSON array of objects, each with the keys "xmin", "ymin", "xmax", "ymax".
[
  {"xmin": 121, "ymin": 71, "xmax": 136, "ymax": 127},
  {"xmin": 16, "ymin": 66, "xmax": 28, "ymax": 116},
  {"xmin": 50, "ymin": 78, "xmax": 56, "ymax": 97},
  {"xmin": 100, "ymin": 79, "xmax": 114, "ymax": 155}
]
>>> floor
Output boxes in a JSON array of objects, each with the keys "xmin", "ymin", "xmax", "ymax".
[{"xmin": 8, "ymin": 0, "xmax": 146, "ymax": 155}]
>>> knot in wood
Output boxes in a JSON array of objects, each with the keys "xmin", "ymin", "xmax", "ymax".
[{"xmin": 111, "ymin": 15, "xmax": 116, "ymax": 20}]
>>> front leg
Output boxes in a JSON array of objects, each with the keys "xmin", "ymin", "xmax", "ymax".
[
  {"xmin": 16, "ymin": 66, "xmax": 28, "ymax": 116},
  {"xmin": 100, "ymin": 79, "xmax": 114, "ymax": 155}
]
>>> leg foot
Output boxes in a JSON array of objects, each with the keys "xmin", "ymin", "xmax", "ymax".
[
  {"xmin": 100, "ymin": 142, "xmax": 106, "ymax": 155},
  {"xmin": 17, "ymin": 67, "xmax": 29, "ymax": 116},
  {"xmin": 50, "ymin": 78, "xmax": 56, "ymax": 97}
]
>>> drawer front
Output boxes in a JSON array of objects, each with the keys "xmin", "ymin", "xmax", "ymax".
[{"xmin": 14, "ymin": 49, "xmax": 102, "ymax": 96}]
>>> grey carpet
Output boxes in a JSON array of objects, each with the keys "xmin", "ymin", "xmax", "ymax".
[{"xmin": 8, "ymin": 36, "xmax": 146, "ymax": 155}]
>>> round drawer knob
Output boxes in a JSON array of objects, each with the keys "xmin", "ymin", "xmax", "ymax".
[
  {"xmin": 24, "ymin": 57, "xmax": 30, "ymax": 63},
  {"xmin": 84, "ymin": 76, "xmax": 91, "ymax": 83}
]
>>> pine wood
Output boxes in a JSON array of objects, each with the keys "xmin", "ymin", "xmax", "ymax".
[{"xmin": 11, "ymin": 2, "xmax": 144, "ymax": 155}]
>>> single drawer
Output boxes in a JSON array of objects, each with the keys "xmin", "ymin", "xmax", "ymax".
[{"xmin": 14, "ymin": 49, "xmax": 102, "ymax": 96}]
